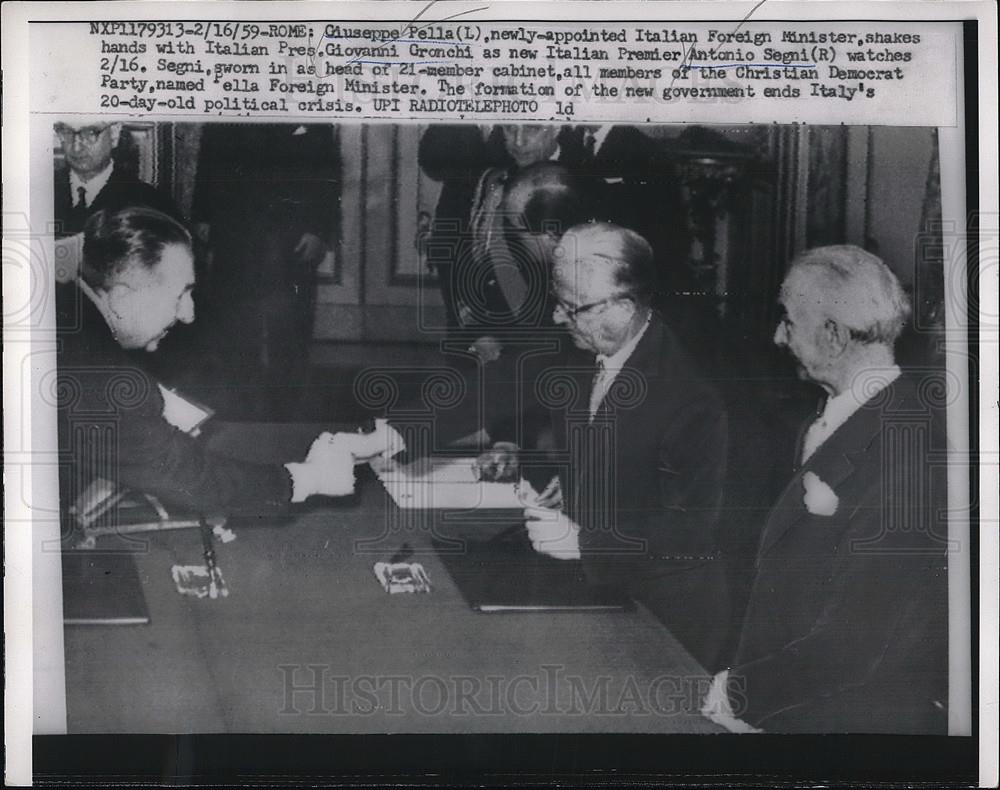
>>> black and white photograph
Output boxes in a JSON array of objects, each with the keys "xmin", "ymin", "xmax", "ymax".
[
  {"xmin": 3, "ymin": 3, "xmax": 995, "ymax": 787},
  {"xmin": 47, "ymin": 119, "xmax": 961, "ymax": 734}
]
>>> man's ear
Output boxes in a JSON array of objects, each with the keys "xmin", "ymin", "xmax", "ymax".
[
  {"xmin": 109, "ymin": 123, "xmax": 122, "ymax": 148},
  {"xmin": 823, "ymin": 318, "xmax": 850, "ymax": 356}
]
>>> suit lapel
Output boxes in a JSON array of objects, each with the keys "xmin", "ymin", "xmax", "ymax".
[
  {"xmin": 758, "ymin": 386, "xmax": 892, "ymax": 558},
  {"xmin": 758, "ymin": 447, "xmax": 859, "ymax": 557},
  {"xmin": 55, "ymin": 168, "xmax": 79, "ymax": 234},
  {"xmin": 791, "ymin": 396, "xmax": 824, "ymax": 474},
  {"xmin": 566, "ymin": 326, "xmax": 653, "ymax": 516},
  {"xmin": 563, "ymin": 361, "xmax": 598, "ymax": 521},
  {"xmin": 592, "ymin": 316, "xmax": 664, "ymax": 422},
  {"xmin": 91, "ymin": 168, "xmax": 118, "ymax": 208},
  {"xmin": 593, "ymin": 126, "xmax": 620, "ymax": 167}
]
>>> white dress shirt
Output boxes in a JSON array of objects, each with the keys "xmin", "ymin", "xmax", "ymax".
[
  {"xmin": 69, "ymin": 162, "xmax": 114, "ymax": 208},
  {"xmin": 800, "ymin": 365, "xmax": 901, "ymax": 464},
  {"xmin": 589, "ymin": 312, "xmax": 652, "ymax": 421},
  {"xmin": 586, "ymin": 124, "xmax": 612, "ymax": 156}
]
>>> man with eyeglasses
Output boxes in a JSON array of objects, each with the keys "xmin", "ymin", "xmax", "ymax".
[
  {"xmin": 53, "ymin": 120, "xmax": 180, "ymax": 240},
  {"xmin": 482, "ymin": 222, "xmax": 730, "ymax": 671}
]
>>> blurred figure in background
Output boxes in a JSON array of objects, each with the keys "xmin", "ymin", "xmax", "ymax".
[
  {"xmin": 192, "ymin": 123, "xmax": 340, "ymax": 417},
  {"xmin": 478, "ymin": 162, "xmax": 597, "ymax": 445},
  {"xmin": 559, "ymin": 124, "xmax": 691, "ymax": 300},
  {"xmin": 419, "ymin": 124, "xmax": 571, "ymax": 334},
  {"xmin": 418, "ymin": 124, "xmax": 508, "ymax": 330}
]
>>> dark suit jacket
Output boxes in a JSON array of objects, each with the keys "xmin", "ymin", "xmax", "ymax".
[
  {"xmin": 56, "ymin": 282, "xmax": 292, "ymax": 520},
  {"xmin": 560, "ymin": 126, "xmax": 690, "ymax": 280},
  {"xmin": 729, "ymin": 373, "xmax": 949, "ymax": 733},
  {"xmin": 420, "ymin": 126, "xmax": 515, "ymax": 329},
  {"xmin": 54, "ymin": 165, "xmax": 182, "ymax": 237},
  {"xmin": 528, "ymin": 316, "xmax": 729, "ymax": 668},
  {"xmin": 192, "ymin": 123, "xmax": 340, "ymax": 297}
]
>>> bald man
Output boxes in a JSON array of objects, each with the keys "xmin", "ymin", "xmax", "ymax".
[{"xmin": 500, "ymin": 222, "xmax": 731, "ymax": 670}]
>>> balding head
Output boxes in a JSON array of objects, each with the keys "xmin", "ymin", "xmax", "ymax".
[
  {"xmin": 555, "ymin": 222, "xmax": 657, "ymax": 307},
  {"xmin": 551, "ymin": 222, "xmax": 655, "ymax": 355}
]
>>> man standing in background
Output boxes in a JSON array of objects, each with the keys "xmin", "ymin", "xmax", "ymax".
[
  {"xmin": 559, "ymin": 124, "xmax": 691, "ymax": 295},
  {"xmin": 54, "ymin": 120, "xmax": 182, "ymax": 239},
  {"xmin": 53, "ymin": 119, "xmax": 182, "ymax": 286},
  {"xmin": 192, "ymin": 123, "xmax": 340, "ymax": 416}
]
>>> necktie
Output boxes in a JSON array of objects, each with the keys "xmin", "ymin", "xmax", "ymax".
[
  {"xmin": 70, "ymin": 185, "xmax": 89, "ymax": 232},
  {"xmin": 588, "ymin": 358, "xmax": 608, "ymax": 422},
  {"xmin": 583, "ymin": 130, "xmax": 597, "ymax": 160}
]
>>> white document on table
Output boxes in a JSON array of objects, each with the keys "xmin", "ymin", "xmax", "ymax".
[{"xmin": 374, "ymin": 456, "xmax": 523, "ymax": 510}]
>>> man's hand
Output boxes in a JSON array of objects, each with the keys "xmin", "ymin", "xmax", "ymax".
[
  {"xmin": 473, "ymin": 441, "xmax": 519, "ymax": 482},
  {"xmin": 518, "ymin": 475, "xmax": 563, "ymax": 510},
  {"xmin": 285, "ymin": 432, "xmax": 356, "ymax": 501},
  {"xmin": 294, "ymin": 232, "xmax": 327, "ymax": 266},
  {"xmin": 523, "ymin": 506, "xmax": 581, "ymax": 560},
  {"xmin": 333, "ymin": 420, "xmax": 407, "ymax": 463},
  {"xmin": 700, "ymin": 670, "xmax": 763, "ymax": 734},
  {"xmin": 302, "ymin": 432, "xmax": 348, "ymax": 464}
]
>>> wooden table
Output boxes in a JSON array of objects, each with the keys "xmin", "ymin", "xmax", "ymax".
[{"xmin": 63, "ymin": 424, "xmax": 719, "ymax": 734}]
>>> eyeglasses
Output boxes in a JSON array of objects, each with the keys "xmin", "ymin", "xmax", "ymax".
[
  {"xmin": 54, "ymin": 124, "xmax": 110, "ymax": 146},
  {"xmin": 552, "ymin": 293, "xmax": 632, "ymax": 321}
]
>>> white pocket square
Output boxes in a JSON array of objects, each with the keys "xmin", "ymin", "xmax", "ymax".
[{"xmin": 802, "ymin": 471, "xmax": 839, "ymax": 516}]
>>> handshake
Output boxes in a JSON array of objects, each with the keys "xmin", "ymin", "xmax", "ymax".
[{"xmin": 284, "ymin": 419, "xmax": 406, "ymax": 502}]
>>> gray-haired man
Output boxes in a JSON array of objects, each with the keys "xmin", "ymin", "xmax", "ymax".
[{"xmin": 704, "ymin": 245, "xmax": 949, "ymax": 734}]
